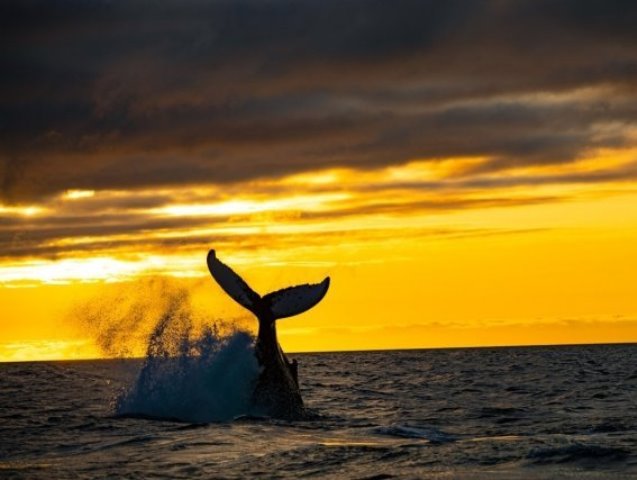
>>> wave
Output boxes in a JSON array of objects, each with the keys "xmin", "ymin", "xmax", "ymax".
[
  {"xmin": 373, "ymin": 424, "xmax": 456, "ymax": 444},
  {"xmin": 526, "ymin": 443, "xmax": 629, "ymax": 465}
]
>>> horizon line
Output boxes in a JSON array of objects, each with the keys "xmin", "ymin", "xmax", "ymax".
[{"xmin": 1, "ymin": 340, "xmax": 635, "ymax": 364}]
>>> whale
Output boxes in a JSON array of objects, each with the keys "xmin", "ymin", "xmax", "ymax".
[{"xmin": 206, "ymin": 250, "xmax": 330, "ymax": 419}]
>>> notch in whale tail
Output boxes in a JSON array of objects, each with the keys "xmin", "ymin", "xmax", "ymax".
[{"xmin": 206, "ymin": 250, "xmax": 330, "ymax": 322}]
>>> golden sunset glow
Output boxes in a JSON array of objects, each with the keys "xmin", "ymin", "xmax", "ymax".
[
  {"xmin": 3, "ymin": 4, "xmax": 637, "ymax": 362},
  {"xmin": 2, "ymin": 144, "xmax": 637, "ymax": 361}
]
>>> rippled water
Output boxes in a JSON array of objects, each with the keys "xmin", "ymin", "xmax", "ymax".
[{"xmin": 1, "ymin": 344, "xmax": 636, "ymax": 479}]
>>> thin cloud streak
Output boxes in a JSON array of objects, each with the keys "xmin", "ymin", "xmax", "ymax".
[{"xmin": 0, "ymin": 153, "xmax": 635, "ymax": 263}]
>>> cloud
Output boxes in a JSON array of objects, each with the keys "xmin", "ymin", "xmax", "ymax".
[
  {"xmin": 2, "ymin": 0, "xmax": 637, "ymax": 202},
  {"xmin": 1, "ymin": 148, "xmax": 636, "ymax": 262}
]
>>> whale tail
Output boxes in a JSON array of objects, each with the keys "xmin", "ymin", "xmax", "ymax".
[{"xmin": 206, "ymin": 250, "xmax": 330, "ymax": 322}]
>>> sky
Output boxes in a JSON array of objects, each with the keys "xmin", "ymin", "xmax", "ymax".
[{"xmin": 1, "ymin": 0, "xmax": 637, "ymax": 361}]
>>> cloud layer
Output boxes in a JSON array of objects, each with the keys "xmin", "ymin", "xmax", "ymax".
[{"xmin": 2, "ymin": 0, "xmax": 637, "ymax": 202}]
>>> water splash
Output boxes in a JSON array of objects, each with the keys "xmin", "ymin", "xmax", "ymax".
[
  {"xmin": 112, "ymin": 281, "xmax": 261, "ymax": 422},
  {"xmin": 116, "ymin": 328, "xmax": 260, "ymax": 423},
  {"xmin": 71, "ymin": 276, "xmax": 261, "ymax": 422},
  {"xmin": 69, "ymin": 276, "xmax": 252, "ymax": 356}
]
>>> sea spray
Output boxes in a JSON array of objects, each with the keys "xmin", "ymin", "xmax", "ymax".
[
  {"xmin": 69, "ymin": 276, "xmax": 253, "ymax": 358},
  {"xmin": 116, "ymin": 327, "xmax": 260, "ymax": 423},
  {"xmin": 70, "ymin": 276, "xmax": 261, "ymax": 422},
  {"xmin": 115, "ymin": 291, "xmax": 261, "ymax": 422}
]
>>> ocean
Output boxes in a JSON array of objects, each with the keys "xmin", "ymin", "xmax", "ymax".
[{"xmin": 1, "ymin": 343, "xmax": 636, "ymax": 479}]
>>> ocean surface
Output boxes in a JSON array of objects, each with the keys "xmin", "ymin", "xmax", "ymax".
[{"xmin": 1, "ymin": 343, "xmax": 636, "ymax": 479}]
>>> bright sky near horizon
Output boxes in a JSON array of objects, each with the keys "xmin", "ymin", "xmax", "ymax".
[{"xmin": 2, "ymin": 1, "xmax": 637, "ymax": 361}]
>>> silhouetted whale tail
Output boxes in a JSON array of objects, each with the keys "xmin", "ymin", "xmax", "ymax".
[
  {"xmin": 206, "ymin": 250, "xmax": 330, "ymax": 322},
  {"xmin": 207, "ymin": 249, "xmax": 328, "ymax": 418}
]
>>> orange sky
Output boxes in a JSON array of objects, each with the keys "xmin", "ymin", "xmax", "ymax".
[
  {"xmin": 3, "ymin": 2, "xmax": 637, "ymax": 361},
  {"xmin": 2, "ymin": 148, "xmax": 637, "ymax": 361}
]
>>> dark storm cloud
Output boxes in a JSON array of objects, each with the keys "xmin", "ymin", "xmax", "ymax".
[{"xmin": 1, "ymin": 0, "xmax": 637, "ymax": 202}]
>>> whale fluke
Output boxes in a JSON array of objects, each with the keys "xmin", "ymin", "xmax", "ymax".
[{"xmin": 207, "ymin": 249, "xmax": 330, "ymax": 321}]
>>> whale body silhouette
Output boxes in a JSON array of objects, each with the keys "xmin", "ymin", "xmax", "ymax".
[{"xmin": 206, "ymin": 250, "xmax": 330, "ymax": 418}]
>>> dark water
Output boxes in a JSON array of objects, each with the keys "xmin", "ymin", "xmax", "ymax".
[{"xmin": 1, "ymin": 344, "xmax": 636, "ymax": 479}]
